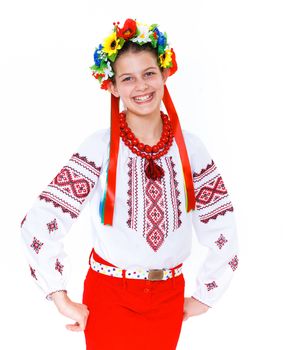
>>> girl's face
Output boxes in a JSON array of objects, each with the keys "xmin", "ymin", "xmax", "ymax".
[{"xmin": 109, "ymin": 50, "xmax": 169, "ymax": 117}]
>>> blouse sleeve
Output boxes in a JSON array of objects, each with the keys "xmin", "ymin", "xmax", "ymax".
[
  {"xmin": 20, "ymin": 128, "xmax": 107, "ymax": 300},
  {"xmin": 184, "ymin": 131, "xmax": 239, "ymax": 307}
]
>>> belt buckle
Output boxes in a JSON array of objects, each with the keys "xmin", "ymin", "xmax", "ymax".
[{"xmin": 148, "ymin": 269, "xmax": 164, "ymax": 281}]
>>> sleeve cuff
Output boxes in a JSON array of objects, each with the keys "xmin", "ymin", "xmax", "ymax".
[
  {"xmin": 191, "ymin": 295, "xmax": 212, "ymax": 308},
  {"xmin": 46, "ymin": 289, "xmax": 67, "ymax": 301}
]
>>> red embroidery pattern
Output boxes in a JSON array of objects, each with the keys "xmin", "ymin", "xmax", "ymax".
[
  {"xmin": 193, "ymin": 160, "xmax": 234, "ymax": 223},
  {"xmin": 205, "ymin": 281, "xmax": 218, "ymax": 291},
  {"xmin": 165, "ymin": 156, "xmax": 182, "ymax": 230},
  {"xmin": 52, "ymin": 167, "xmax": 91, "ymax": 199},
  {"xmin": 47, "ymin": 218, "xmax": 58, "ymax": 234},
  {"xmin": 39, "ymin": 193, "xmax": 79, "ymax": 218},
  {"xmin": 142, "ymin": 159, "xmax": 168, "ymax": 252},
  {"xmin": 55, "ymin": 258, "xmax": 64, "ymax": 275},
  {"xmin": 29, "ymin": 265, "xmax": 37, "ymax": 280},
  {"xmin": 229, "ymin": 255, "xmax": 239, "ymax": 271},
  {"xmin": 193, "ymin": 160, "xmax": 217, "ymax": 182},
  {"xmin": 199, "ymin": 203, "xmax": 234, "ymax": 224},
  {"xmin": 126, "ymin": 156, "xmax": 182, "ymax": 252},
  {"xmin": 215, "ymin": 233, "xmax": 228, "ymax": 249},
  {"xmin": 39, "ymin": 153, "xmax": 101, "ymax": 219},
  {"xmin": 30, "ymin": 237, "xmax": 44, "ymax": 254},
  {"xmin": 126, "ymin": 157, "xmax": 138, "ymax": 231}
]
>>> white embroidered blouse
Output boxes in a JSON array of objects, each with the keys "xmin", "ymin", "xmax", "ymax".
[{"xmin": 20, "ymin": 127, "xmax": 239, "ymax": 307}]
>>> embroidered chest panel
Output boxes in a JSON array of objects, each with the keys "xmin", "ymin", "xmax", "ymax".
[{"xmin": 126, "ymin": 156, "xmax": 182, "ymax": 252}]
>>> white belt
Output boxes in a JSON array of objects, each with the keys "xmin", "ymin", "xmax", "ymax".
[{"xmin": 89, "ymin": 254, "xmax": 183, "ymax": 281}]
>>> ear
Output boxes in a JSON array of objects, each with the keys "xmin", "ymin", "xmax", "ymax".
[
  {"xmin": 108, "ymin": 81, "xmax": 120, "ymax": 98},
  {"xmin": 162, "ymin": 68, "xmax": 170, "ymax": 84}
]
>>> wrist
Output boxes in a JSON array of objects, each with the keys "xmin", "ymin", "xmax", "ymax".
[{"xmin": 46, "ymin": 289, "xmax": 68, "ymax": 302}]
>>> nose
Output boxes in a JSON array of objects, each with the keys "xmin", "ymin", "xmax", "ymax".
[{"xmin": 135, "ymin": 78, "xmax": 148, "ymax": 92}]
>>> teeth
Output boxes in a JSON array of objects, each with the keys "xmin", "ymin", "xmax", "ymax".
[{"xmin": 134, "ymin": 94, "xmax": 152, "ymax": 102}]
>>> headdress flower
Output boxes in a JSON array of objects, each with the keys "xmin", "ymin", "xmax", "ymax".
[{"xmin": 90, "ymin": 18, "xmax": 178, "ymax": 89}]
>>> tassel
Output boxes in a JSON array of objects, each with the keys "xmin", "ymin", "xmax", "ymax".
[{"xmin": 145, "ymin": 159, "xmax": 165, "ymax": 180}]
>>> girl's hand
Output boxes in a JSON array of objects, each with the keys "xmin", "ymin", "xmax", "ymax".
[
  {"xmin": 51, "ymin": 291, "xmax": 89, "ymax": 331},
  {"xmin": 183, "ymin": 296, "xmax": 210, "ymax": 321}
]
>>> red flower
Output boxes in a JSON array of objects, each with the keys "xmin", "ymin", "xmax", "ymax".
[
  {"xmin": 116, "ymin": 19, "xmax": 137, "ymax": 40},
  {"xmin": 168, "ymin": 48, "xmax": 178, "ymax": 76},
  {"xmin": 101, "ymin": 79, "xmax": 111, "ymax": 90},
  {"xmin": 93, "ymin": 72, "xmax": 105, "ymax": 79}
]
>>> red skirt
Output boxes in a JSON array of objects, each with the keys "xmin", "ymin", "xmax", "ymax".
[{"xmin": 82, "ymin": 250, "xmax": 185, "ymax": 350}]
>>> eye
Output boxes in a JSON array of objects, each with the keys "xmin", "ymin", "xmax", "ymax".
[
  {"xmin": 122, "ymin": 76, "xmax": 132, "ymax": 82},
  {"xmin": 145, "ymin": 71, "xmax": 155, "ymax": 77}
]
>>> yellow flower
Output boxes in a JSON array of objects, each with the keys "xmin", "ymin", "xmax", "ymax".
[
  {"xmin": 159, "ymin": 49, "xmax": 173, "ymax": 68},
  {"xmin": 102, "ymin": 32, "xmax": 122, "ymax": 56}
]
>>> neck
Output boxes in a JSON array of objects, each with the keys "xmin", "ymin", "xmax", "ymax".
[{"xmin": 125, "ymin": 109, "xmax": 163, "ymax": 146}]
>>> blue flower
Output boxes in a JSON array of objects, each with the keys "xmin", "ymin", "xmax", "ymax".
[
  {"xmin": 154, "ymin": 28, "xmax": 166, "ymax": 48},
  {"xmin": 94, "ymin": 44, "xmax": 103, "ymax": 66}
]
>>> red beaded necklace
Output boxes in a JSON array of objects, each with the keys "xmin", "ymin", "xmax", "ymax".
[{"xmin": 119, "ymin": 111, "xmax": 174, "ymax": 180}]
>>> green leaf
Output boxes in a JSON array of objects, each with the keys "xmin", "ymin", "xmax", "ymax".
[
  {"xmin": 119, "ymin": 37, "xmax": 125, "ymax": 46},
  {"xmin": 108, "ymin": 52, "xmax": 118, "ymax": 62},
  {"xmin": 150, "ymin": 23, "xmax": 158, "ymax": 31}
]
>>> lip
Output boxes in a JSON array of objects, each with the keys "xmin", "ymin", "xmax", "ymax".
[{"xmin": 132, "ymin": 92, "xmax": 154, "ymax": 104}]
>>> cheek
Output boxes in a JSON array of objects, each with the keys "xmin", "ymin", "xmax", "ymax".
[
  {"xmin": 116, "ymin": 84, "xmax": 133, "ymax": 99},
  {"xmin": 151, "ymin": 76, "xmax": 165, "ymax": 89}
]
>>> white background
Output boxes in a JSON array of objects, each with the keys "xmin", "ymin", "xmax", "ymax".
[{"xmin": 1, "ymin": 0, "xmax": 283, "ymax": 349}]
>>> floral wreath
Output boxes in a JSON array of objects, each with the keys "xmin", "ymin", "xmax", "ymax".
[{"xmin": 89, "ymin": 18, "xmax": 178, "ymax": 90}]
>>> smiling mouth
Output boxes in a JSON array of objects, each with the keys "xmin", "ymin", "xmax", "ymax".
[{"xmin": 132, "ymin": 92, "xmax": 154, "ymax": 103}]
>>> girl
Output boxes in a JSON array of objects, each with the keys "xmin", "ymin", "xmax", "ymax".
[{"xmin": 20, "ymin": 18, "xmax": 239, "ymax": 349}]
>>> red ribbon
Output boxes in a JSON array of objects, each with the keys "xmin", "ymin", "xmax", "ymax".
[{"xmin": 162, "ymin": 85, "xmax": 196, "ymax": 212}]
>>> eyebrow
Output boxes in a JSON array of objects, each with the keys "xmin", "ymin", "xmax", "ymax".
[{"xmin": 118, "ymin": 67, "xmax": 158, "ymax": 78}]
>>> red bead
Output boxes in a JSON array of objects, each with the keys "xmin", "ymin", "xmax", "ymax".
[
  {"xmin": 137, "ymin": 143, "xmax": 145, "ymax": 151},
  {"xmin": 119, "ymin": 113, "xmax": 174, "ymax": 160},
  {"xmin": 144, "ymin": 145, "xmax": 152, "ymax": 153}
]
